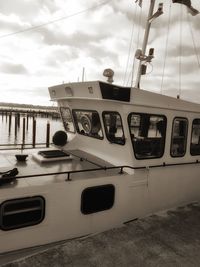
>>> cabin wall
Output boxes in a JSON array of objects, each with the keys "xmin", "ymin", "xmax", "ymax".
[
  {"xmin": 58, "ymin": 99, "xmax": 135, "ymax": 167},
  {"xmin": 57, "ymin": 99, "xmax": 200, "ymax": 168}
]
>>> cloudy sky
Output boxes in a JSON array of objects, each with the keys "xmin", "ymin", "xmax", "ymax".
[{"xmin": 0, "ymin": 0, "xmax": 199, "ymax": 106}]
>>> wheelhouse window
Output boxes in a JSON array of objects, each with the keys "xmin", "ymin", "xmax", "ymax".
[
  {"xmin": 60, "ymin": 107, "xmax": 75, "ymax": 133},
  {"xmin": 128, "ymin": 113, "xmax": 166, "ymax": 159},
  {"xmin": 190, "ymin": 119, "xmax": 200, "ymax": 155},
  {"xmin": 171, "ymin": 117, "xmax": 188, "ymax": 157},
  {"xmin": 102, "ymin": 112, "xmax": 125, "ymax": 145},
  {"xmin": 73, "ymin": 110, "xmax": 103, "ymax": 139}
]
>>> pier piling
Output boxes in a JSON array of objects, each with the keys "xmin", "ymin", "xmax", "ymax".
[
  {"xmin": 14, "ymin": 115, "xmax": 17, "ymax": 137},
  {"xmin": 8, "ymin": 113, "xmax": 12, "ymax": 133},
  {"xmin": 46, "ymin": 121, "xmax": 50, "ymax": 148},
  {"xmin": 22, "ymin": 117, "xmax": 26, "ymax": 145},
  {"xmin": 26, "ymin": 114, "xmax": 29, "ymax": 130},
  {"xmin": 17, "ymin": 113, "xmax": 20, "ymax": 127},
  {"xmin": 32, "ymin": 119, "xmax": 36, "ymax": 148}
]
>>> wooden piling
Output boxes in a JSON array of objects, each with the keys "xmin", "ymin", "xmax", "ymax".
[
  {"xmin": 8, "ymin": 113, "xmax": 12, "ymax": 133},
  {"xmin": 14, "ymin": 115, "xmax": 18, "ymax": 137},
  {"xmin": 17, "ymin": 113, "xmax": 20, "ymax": 127},
  {"xmin": 32, "ymin": 119, "xmax": 36, "ymax": 148},
  {"xmin": 26, "ymin": 114, "xmax": 29, "ymax": 130},
  {"xmin": 22, "ymin": 117, "xmax": 26, "ymax": 144},
  {"xmin": 46, "ymin": 121, "xmax": 50, "ymax": 148}
]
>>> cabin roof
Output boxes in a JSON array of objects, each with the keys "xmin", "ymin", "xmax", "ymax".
[
  {"xmin": 48, "ymin": 81, "xmax": 200, "ymax": 113},
  {"xmin": 131, "ymin": 87, "xmax": 200, "ymax": 113}
]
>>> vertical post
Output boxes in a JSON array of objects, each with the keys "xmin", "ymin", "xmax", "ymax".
[
  {"xmin": 46, "ymin": 121, "xmax": 50, "ymax": 148},
  {"xmin": 8, "ymin": 113, "xmax": 12, "ymax": 133},
  {"xmin": 26, "ymin": 114, "xmax": 29, "ymax": 130},
  {"xmin": 135, "ymin": 0, "xmax": 156, "ymax": 89},
  {"xmin": 14, "ymin": 115, "xmax": 18, "ymax": 138},
  {"xmin": 32, "ymin": 119, "xmax": 36, "ymax": 148},
  {"xmin": 17, "ymin": 113, "xmax": 20, "ymax": 127},
  {"xmin": 82, "ymin": 67, "xmax": 85, "ymax": 82},
  {"xmin": 22, "ymin": 117, "xmax": 26, "ymax": 145}
]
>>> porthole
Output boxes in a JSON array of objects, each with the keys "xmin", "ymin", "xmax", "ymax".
[
  {"xmin": 0, "ymin": 196, "xmax": 45, "ymax": 231},
  {"xmin": 81, "ymin": 184, "xmax": 115, "ymax": 214}
]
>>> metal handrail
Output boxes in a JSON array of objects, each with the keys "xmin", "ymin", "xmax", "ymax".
[
  {"xmin": 8, "ymin": 165, "xmax": 133, "ymax": 182},
  {"xmin": 0, "ymin": 143, "xmax": 53, "ymax": 150},
  {"xmin": 1, "ymin": 160, "xmax": 200, "ymax": 184}
]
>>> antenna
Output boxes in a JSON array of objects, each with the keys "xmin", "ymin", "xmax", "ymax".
[
  {"xmin": 135, "ymin": 1, "xmax": 163, "ymax": 89},
  {"xmin": 148, "ymin": 3, "xmax": 163, "ymax": 23},
  {"xmin": 82, "ymin": 67, "xmax": 85, "ymax": 82}
]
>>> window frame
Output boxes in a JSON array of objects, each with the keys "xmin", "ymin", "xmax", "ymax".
[
  {"xmin": 59, "ymin": 107, "xmax": 75, "ymax": 133},
  {"xmin": 72, "ymin": 109, "xmax": 104, "ymax": 140},
  {"xmin": 190, "ymin": 118, "xmax": 200, "ymax": 156},
  {"xmin": 0, "ymin": 196, "xmax": 45, "ymax": 231},
  {"xmin": 128, "ymin": 112, "xmax": 167, "ymax": 160},
  {"xmin": 81, "ymin": 184, "xmax": 115, "ymax": 215},
  {"xmin": 170, "ymin": 117, "xmax": 188, "ymax": 158},
  {"xmin": 102, "ymin": 111, "xmax": 125, "ymax": 145}
]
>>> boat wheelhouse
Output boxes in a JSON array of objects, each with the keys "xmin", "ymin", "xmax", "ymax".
[{"xmin": 49, "ymin": 80, "xmax": 200, "ymax": 166}]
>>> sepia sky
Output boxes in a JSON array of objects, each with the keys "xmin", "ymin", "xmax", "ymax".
[{"xmin": 0, "ymin": 0, "xmax": 199, "ymax": 105}]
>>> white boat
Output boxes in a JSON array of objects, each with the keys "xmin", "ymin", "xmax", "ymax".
[{"xmin": 0, "ymin": 0, "xmax": 200, "ymax": 255}]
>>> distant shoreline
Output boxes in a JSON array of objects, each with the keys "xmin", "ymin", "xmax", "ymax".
[{"xmin": 0, "ymin": 102, "xmax": 57, "ymax": 111}]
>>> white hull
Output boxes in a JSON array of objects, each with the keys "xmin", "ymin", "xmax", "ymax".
[{"xmin": 1, "ymin": 158, "xmax": 200, "ymax": 254}]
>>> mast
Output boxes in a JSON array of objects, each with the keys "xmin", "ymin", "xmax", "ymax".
[{"xmin": 135, "ymin": 0, "xmax": 163, "ymax": 89}]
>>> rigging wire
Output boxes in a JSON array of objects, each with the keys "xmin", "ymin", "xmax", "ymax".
[
  {"xmin": 187, "ymin": 13, "xmax": 200, "ymax": 68},
  {"xmin": 178, "ymin": 4, "xmax": 183, "ymax": 99},
  {"xmin": 146, "ymin": 63, "xmax": 153, "ymax": 75},
  {"xmin": 160, "ymin": 2, "xmax": 172, "ymax": 94},
  {"xmin": 123, "ymin": 8, "xmax": 137, "ymax": 86},
  {"xmin": 130, "ymin": 5, "xmax": 143, "ymax": 87},
  {"xmin": 0, "ymin": 0, "xmax": 112, "ymax": 40}
]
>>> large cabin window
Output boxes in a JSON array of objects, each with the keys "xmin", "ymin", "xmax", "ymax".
[
  {"xmin": 190, "ymin": 119, "xmax": 200, "ymax": 156},
  {"xmin": 73, "ymin": 110, "xmax": 103, "ymax": 139},
  {"xmin": 128, "ymin": 113, "xmax": 166, "ymax": 159},
  {"xmin": 60, "ymin": 107, "xmax": 75, "ymax": 133},
  {"xmin": 171, "ymin": 117, "xmax": 188, "ymax": 157},
  {"xmin": 102, "ymin": 112, "xmax": 125, "ymax": 145}
]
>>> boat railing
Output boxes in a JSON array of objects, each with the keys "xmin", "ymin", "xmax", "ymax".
[
  {"xmin": 1, "ymin": 160, "xmax": 200, "ymax": 185},
  {"xmin": 9, "ymin": 165, "xmax": 135, "ymax": 182},
  {"xmin": 0, "ymin": 142, "xmax": 52, "ymax": 151}
]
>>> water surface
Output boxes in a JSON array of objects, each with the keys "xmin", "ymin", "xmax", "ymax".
[{"xmin": 0, "ymin": 113, "xmax": 63, "ymax": 148}]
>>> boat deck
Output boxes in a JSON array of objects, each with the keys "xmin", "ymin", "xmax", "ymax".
[{"xmin": 0, "ymin": 148, "xmax": 123, "ymax": 187}]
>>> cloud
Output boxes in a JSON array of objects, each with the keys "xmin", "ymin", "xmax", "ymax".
[
  {"xmin": 0, "ymin": 0, "xmax": 199, "ymax": 105},
  {"xmin": 38, "ymin": 27, "xmax": 109, "ymax": 47},
  {"xmin": 0, "ymin": 13, "xmax": 30, "ymax": 35},
  {"xmin": 0, "ymin": 86, "xmax": 50, "ymax": 105},
  {"xmin": 44, "ymin": 46, "xmax": 79, "ymax": 67},
  {"xmin": 0, "ymin": 62, "xmax": 28, "ymax": 74},
  {"xmin": 0, "ymin": 0, "xmax": 58, "ymax": 19},
  {"xmin": 31, "ymin": 27, "xmax": 120, "ymax": 66}
]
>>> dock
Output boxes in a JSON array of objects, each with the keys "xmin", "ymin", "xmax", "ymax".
[
  {"xmin": 0, "ymin": 102, "xmax": 59, "ymax": 118},
  {"xmin": 1, "ymin": 203, "xmax": 200, "ymax": 266}
]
